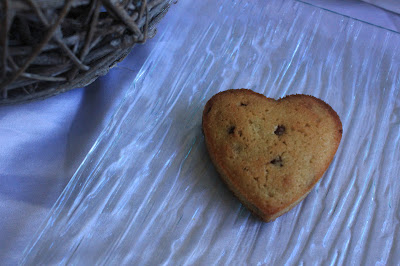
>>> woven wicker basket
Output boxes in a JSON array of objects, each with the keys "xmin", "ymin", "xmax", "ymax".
[{"xmin": 0, "ymin": 0, "xmax": 171, "ymax": 105}]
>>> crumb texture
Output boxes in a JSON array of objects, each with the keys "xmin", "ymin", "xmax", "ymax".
[{"xmin": 202, "ymin": 89, "xmax": 342, "ymax": 221}]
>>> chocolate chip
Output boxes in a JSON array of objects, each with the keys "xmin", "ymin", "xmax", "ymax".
[
  {"xmin": 339, "ymin": 129, "xmax": 343, "ymax": 134},
  {"xmin": 228, "ymin": 126, "xmax": 236, "ymax": 134},
  {"xmin": 274, "ymin": 125, "xmax": 285, "ymax": 135},
  {"xmin": 240, "ymin": 102, "xmax": 247, "ymax": 106},
  {"xmin": 270, "ymin": 156, "xmax": 283, "ymax": 167},
  {"xmin": 207, "ymin": 106, "xmax": 212, "ymax": 114}
]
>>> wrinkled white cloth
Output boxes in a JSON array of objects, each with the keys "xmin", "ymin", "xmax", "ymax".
[
  {"xmin": 0, "ymin": 1, "xmax": 399, "ymax": 264},
  {"xmin": 362, "ymin": 0, "xmax": 400, "ymax": 15},
  {"xmin": 0, "ymin": 43, "xmax": 156, "ymax": 263},
  {"xmin": 303, "ymin": 0, "xmax": 400, "ymax": 32}
]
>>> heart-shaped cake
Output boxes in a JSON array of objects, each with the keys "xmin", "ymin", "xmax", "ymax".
[{"xmin": 202, "ymin": 89, "xmax": 342, "ymax": 222}]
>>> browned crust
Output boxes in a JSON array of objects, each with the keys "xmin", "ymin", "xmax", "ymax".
[{"xmin": 202, "ymin": 89, "xmax": 342, "ymax": 222}]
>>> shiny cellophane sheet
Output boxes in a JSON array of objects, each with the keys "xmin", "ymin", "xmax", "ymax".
[{"xmin": 22, "ymin": 0, "xmax": 400, "ymax": 264}]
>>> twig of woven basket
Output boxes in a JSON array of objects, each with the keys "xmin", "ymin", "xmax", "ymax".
[{"xmin": 0, "ymin": 0, "xmax": 171, "ymax": 105}]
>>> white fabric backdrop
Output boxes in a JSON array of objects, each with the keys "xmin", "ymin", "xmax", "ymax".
[
  {"xmin": 362, "ymin": 0, "xmax": 400, "ymax": 14},
  {"xmin": 303, "ymin": 0, "xmax": 400, "ymax": 31}
]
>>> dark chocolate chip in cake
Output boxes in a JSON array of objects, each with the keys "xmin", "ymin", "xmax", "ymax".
[
  {"xmin": 274, "ymin": 125, "xmax": 286, "ymax": 135},
  {"xmin": 228, "ymin": 126, "xmax": 236, "ymax": 134}
]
